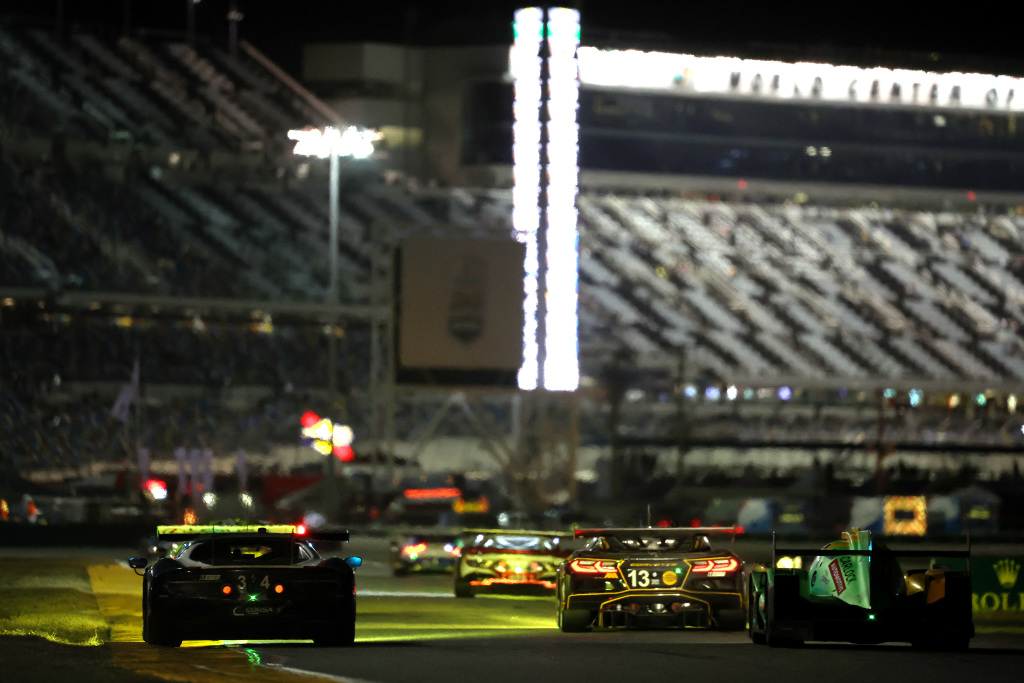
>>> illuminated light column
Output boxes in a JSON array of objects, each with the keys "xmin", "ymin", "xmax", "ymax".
[
  {"xmin": 512, "ymin": 8, "xmax": 544, "ymax": 391},
  {"xmin": 512, "ymin": 7, "xmax": 580, "ymax": 391},
  {"xmin": 543, "ymin": 7, "xmax": 580, "ymax": 391}
]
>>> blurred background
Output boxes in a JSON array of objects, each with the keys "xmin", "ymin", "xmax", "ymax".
[{"xmin": 1, "ymin": 1, "xmax": 1023, "ymax": 546}]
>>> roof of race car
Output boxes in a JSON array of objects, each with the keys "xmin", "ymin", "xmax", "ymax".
[
  {"xmin": 574, "ymin": 526, "xmax": 741, "ymax": 539},
  {"xmin": 156, "ymin": 524, "xmax": 350, "ymax": 543}
]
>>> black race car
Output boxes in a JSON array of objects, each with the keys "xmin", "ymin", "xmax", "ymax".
[
  {"xmin": 128, "ymin": 524, "xmax": 361, "ymax": 647},
  {"xmin": 556, "ymin": 526, "xmax": 746, "ymax": 632}
]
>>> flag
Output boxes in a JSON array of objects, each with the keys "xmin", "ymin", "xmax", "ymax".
[{"xmin": 110, "ymin": 359, "xmax": 140, "ymax": 423}]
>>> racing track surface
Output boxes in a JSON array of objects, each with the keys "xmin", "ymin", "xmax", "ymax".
[
  {"xmin": 2, "ymin": 539, "xmax": 1023, "ymax": 683},
  {"xmin": 249, "ymin": 537, "xmax": 1024, "ymax": 683}
]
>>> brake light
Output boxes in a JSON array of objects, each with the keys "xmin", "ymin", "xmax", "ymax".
[
  {"xmin": 569, "ymin": 558, "xmax": 619, "ymax": 574},
  {"xmin": 403, "ymin": 543, "xmax": 427, "ymax": 556},
  {"xmin": 295, "ymin": 524, "xmax": 307, "ymax": 535},
  {"xmin": 445, "ymin": 543, "xmax": 461, "ymax": 557},
  {"xmin": 690, "ymin": 557, "xmax": 740, "ymax": 573}
]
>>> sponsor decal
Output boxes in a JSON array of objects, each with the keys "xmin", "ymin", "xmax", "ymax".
[
  {"xmin": 708, "ymin": 571, "xmax": 726, "ymax": 577},
  {"xmin": 994, "ymin": 559, "xmax": 1020, "ymax": 590},
  {"xmin": 662, "ymin": 570, "xmax": 678, "ymax": 586},
  {"xmin": 233, "ymin": 605, "xmax": 275, "ymax": 616},
  {"xmin": 199, "ymin": 575, "xmax": 221, "ymax": 581},
  {"xmin": 828, "ymin": 558, "xmax": 847, "ymax": 595}
]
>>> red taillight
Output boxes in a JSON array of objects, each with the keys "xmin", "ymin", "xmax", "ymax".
[
  {"xmin": 295, "ymin": 524, "xmax": 307, "ymax": 535},
  {"xmin": 274, "ymin": 584, "xmax": 284, "ymax": 594},
  {"xmin": 403, "ymin": 543, "xmax": 427, "ymax": 556},
  {"xmin": 690, "ymin": 557, "xmax": 740, "ymax": 573},
  {"xmin": 569, "ymin": 558, "xmax": 619, "ymax": 574},
  {"xmin": 222, "ymin": 585, "xmax": 232, "ymax": 595},
  {"xmin": 447, "ymin": 544, "xmax": 461, "ymax": 557}
]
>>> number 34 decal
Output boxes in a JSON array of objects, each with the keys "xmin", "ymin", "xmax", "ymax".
[{"xmin": 236, "ymin": 575, "xmax": 273, "ymax": 591}]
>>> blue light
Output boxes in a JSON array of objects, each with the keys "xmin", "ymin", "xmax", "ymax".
[
  {"xmin": 777, "ymin": 386, "xmax": 792, "ymax": 401},
  {"xmin": 705, "ymin": 386, "xmax": 721, "ymax": 401}
]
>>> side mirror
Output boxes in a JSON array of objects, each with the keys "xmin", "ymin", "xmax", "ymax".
[
  {"xmin": 345, "ymin": 556, "xmax": 363, "ymax": 569},
  {"xmin": 128, "ymin": 557, "xmax": 148, "ymax": 569}
]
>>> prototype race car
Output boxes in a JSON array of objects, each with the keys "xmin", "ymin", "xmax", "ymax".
[
  {"xmin": 453, "ymin": 529, "xmax": 573, "ymax": 597},
  {"xmin": 748, "ymin": 528, "xmax": 974, "ymax": 649},
  {"xmin": 128, "ymin": 524, "xmax": 361, "ymax": 647},
  {"xmin": 390, "ymin": 531, "xmax": 463, "ymax": 576},
  {"xmin": 556, "ymin": 527, "xmax": 746, "ymax": 632}
]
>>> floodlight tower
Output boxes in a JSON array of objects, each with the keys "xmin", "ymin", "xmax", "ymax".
[{"xmin": 510, "ymin": 7, "xmax": 581, "ymax": 510}]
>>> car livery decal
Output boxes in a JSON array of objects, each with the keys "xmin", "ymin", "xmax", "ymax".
[{"xmin": 828, "ymin": 558, "xmax": 847, "ymax": 595}]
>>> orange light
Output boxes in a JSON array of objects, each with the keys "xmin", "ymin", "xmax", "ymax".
[
  {"xmin": 690, "ymin": 557, "xmax": 740, "ymax": 573},
  {"xmin": 274, "ymin": 584, "xmax": 284, "ymax": 594},
  {"xmin": 402, "ymin": 543, "xmax": 427, "ymax": 556},
  {"xmin": 403, "ymin": 487, "xmax": 461, "ymax": 499},
  {"xmin": 222, "ymin": 585, "xmax": 232, "ymax": 595},
  {"xmin": 569, "ymin": 558, "xmax": 619, "ymax": 574}
]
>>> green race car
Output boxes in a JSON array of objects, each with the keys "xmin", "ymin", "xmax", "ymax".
[{"xmin": 748, "ymin": 528, "xmax": 973, "ymax": 649}]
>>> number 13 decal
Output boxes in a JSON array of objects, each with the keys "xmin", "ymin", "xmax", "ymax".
[{"xmin": 626, "ymin": 568, "xmax": 651, "ymax": 587}]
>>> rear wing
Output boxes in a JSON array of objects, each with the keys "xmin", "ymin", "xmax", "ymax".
[
  {"xmin": 772, "ymin": 531, "xmax": 971, "ymax": 571},
  {"xmin": 462, "ymin": 528, "xmax": 575, "ymax": 538},
  {"xmin": 156, "ymin": 524, "xmax": 350, "ymax": 543},
  {"xmin": 575, "ymin": 526, "xmax": 742, "ymax": 540}
]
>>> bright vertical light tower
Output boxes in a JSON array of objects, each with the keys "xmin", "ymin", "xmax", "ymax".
[
  {"xmin": 543, "ymin": 7, "xmax": 580, "ymax": 391},
  {"xmin": 512, "ymin": 7, "xmax": 544, "ymax": 391},
  {"xmin": 512, "ymin": 7, "xmax": 580, "ymax": 391}
]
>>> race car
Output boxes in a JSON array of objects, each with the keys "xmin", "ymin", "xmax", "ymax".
[
  {"xmin": 127, "ymin": 523, "xmax": 361, "ymax": 647},
  {"xmin": 453, "ymin": 529, "xmax": 573, "ymax": 597},
  {"xmin": 747, "ymin": 528, "xmax": 974, "ymax": 649},
  {"xmin": 390, "ymin": 531, "xmax": 463, "ymax": 576},
  {"xmin": 556, "ymin": 526, "xmax": 746, "ymax": 632}
]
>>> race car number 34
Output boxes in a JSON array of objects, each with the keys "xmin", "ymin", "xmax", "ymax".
[{"xmin": 233, "ymin": 573, "xmax": 275, "ymax": 592}]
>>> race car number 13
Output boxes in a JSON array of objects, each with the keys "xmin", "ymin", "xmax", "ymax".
[{"xmin": 626, "ymin": 568, "xmax": 653, "ymax": 587}]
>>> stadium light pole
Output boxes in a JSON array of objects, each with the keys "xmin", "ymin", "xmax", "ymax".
[{"xmin": 287, "ymin": 125, "xmax": 376, "ymax": 516}]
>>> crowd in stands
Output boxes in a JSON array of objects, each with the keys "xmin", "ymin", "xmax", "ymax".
[{"xmin": 4, "ymin": 16, "xmax": 1024, "ymax": 521}]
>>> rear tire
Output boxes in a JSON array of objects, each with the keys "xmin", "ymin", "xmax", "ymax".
[
  {"xmin": 558, "ymin": 607, "xmax": 593, "ymax": 632},
  {"xmin": 454, "ymin": 578, "xmax": 474, "ymax": 598},
  {"xmin": 748, "ymin": 578, "xmax": 766, "ymax": 644}
]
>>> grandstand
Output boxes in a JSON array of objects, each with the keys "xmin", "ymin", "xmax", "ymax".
[{"xmin": 1, "ymin": 10, "xmax": 1023, "ymax": 532}]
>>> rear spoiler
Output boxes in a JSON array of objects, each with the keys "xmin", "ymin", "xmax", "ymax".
[
  {"xmin": 772, "ymin": 531, "xmax": 971, "ymax": 570},
  {"xmin": 575, "ymin": 526, "xmax": 742, "ymax": 539},
  {"xmin": 156, "ymin": 524, "xmax": 350, "ymax": 543},
  {"xmin": 462, "ymin": 528, "xmax": 575, "ymax": 538}
]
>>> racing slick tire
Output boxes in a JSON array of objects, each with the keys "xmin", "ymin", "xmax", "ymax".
[
  {"xmin": 454, "ymin": 578, "xmax": 474, "ymax": 598},
  {"xmin": 557, "ymin": 607, "xmax": 593, "ymax": 633},
  {"xmin": 141, "ymin": 576, "xmax": 183, "ymax": 647},
  {"xmin": 764, "ymin": 581, "xmax": 802, "ymax": 648},
  {"xmin": 315, "ymin": 617, "xmax": 356, "ymax": 647},
  {"xmin": 747, "ymin": 578, "xmax": 767, "ymax": 644}
]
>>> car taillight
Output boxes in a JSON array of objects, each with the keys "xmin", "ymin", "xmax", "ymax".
[
  {"xmin": 569, "ymin": 558, "xmax": 619, "ymax": 574},
  {"xmin": 690, "ymin": 557, "xmax": 740, "ymax": 573},
  {"xmin": 274, "ymin": 584, "xmax": 284, "ymax": 594},
  {"xmin": 222, "ymin": 585, "xmax": 233, "ymax": 595},
  {"xmin": 445, "ymin": 543, "xmax": 461, "ymax": 557},
  {"xmin": 403, "ymin": 543, "xmax": 427, "ymax": 556}
]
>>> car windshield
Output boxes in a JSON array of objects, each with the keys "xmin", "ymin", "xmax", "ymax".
[
  {"xmin": 181, "ymin": 538, "xmax": 317, "ymax": 565},
  {"xmin": 472, "ymin": 534, "xmax": 561, "ymax": 551}
]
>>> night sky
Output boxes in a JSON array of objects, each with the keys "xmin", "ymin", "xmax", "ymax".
[{"xmin": 1, "ymin": 1, "xmax": 1020, "ymax": 78}]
